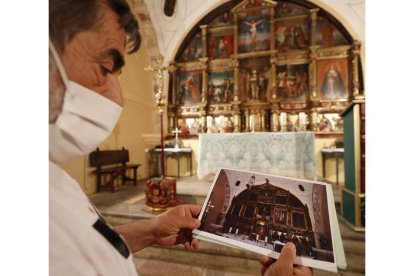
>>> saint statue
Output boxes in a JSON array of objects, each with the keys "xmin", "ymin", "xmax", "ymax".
[{"xmin": 249, "ymin": 69, "xmax": 259, "ymax": 100}]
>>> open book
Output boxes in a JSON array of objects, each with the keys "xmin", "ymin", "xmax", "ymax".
[{"xmin": 193, "ymin": 168, "xmax": 346, "ymax": 273}]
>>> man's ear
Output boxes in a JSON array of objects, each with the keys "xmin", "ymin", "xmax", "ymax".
[{"xmin": 49, "ymin": 49, "xmax": 66, "ymax": 124}]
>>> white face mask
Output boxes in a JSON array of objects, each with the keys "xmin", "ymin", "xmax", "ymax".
[{"xmin": 49, "ymin": 41, "xmax": 123, "ymax": 164}]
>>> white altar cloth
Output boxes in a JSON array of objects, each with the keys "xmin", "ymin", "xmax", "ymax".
[{"xmin": 197, "ymin": 132, "xmax": 316, "ymax": 180}]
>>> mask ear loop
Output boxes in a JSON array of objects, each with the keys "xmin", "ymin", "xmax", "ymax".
[{"xmin": 49, "ymin": 40, "xmax": 69, "ymax": 87}]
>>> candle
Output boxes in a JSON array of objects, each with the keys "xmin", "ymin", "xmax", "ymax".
[
  {"xmin": 299, "ymin": 112, "xmax": 306, "ymax": 125},
  {"xmin": 280, "ymin": 112, "xmax": 287, "ymax": 125}
]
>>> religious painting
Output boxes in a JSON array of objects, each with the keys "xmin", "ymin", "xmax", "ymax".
[
  {"xmin": 194, "ymin": 168, "xmax": 340, "ymax": 272},
  {"xmin": 275, "ymin": 2, "xmax": 309, "ymax": 18},
  {"xmin": 273, "ymin": 209, "xmax": 287, "ymax": 224},
  {"xmin": 208, "ymin": 71, "xmax": 234, "ymax": 104},
  {"xmin": 277, "ymin": 64, "xmax": 309, "ymax": 101},
  {"xmin": 207, "ymin": 33, "xmax": 234, "ymax": 59},
  {"xmin": 275, "ymin": 18, "xmax": 309, "ymax": 51},
  {"xmin": 317, "ymin": 113, "xmax": 343, "ymax": 132},
  {"xmin": 317, "ymin": 58, "xmax": 349, "ymax": 100},
  {"xmin": 178, "ymin": 70, "xmax": 202, "ymax": 106},
  {"xmin": 238, "ymin": 12, "xmax": 270, "ymax": 53},
  {"xmin": 315, "ymin": 18, "xmax": 347, "ymax": 47},
  {"xmin": 209, "ymin": 11, "xmax": 233, "ymax": 27},
  {"xmin": 243, "ymin": 0, "xmax": 265, "ymax": 9},
  {"xmin": 178, "ymin": 33, "xmax": 203, "ymax": 62},
  {"xmin": 184, "ymin": 118, "xmax": 201, "ymax": 135}
]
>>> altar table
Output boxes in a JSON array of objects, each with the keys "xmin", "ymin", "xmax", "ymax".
[
  {"xmin": 154, "ymin": 147, "xmax": 192, "ymax": 178},
  {"xmin": 198, "ymin": 132, "xmax": 316, "ymax": 180}
]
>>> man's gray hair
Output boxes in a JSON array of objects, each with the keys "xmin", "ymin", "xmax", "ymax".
[{"xmin": 49, "ymin": 0, "xmax": 140, "ymax": 54}]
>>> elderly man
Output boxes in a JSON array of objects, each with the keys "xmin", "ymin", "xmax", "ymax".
[
  {"xmin": 49, "ymin": 0, "xmax": 312, "ymax": 275},
  {"xmin": 49, "ymin": 1, "xmax": 201, "ymax": 275}
]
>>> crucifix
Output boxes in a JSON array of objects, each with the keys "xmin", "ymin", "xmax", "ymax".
[
  {"xmin": 172, "ymin": 127, "xmax": 181, "ymax": 148},
  {"xmin": 145, "ymin": 55, "xmax": 168, "ymax": 178}
]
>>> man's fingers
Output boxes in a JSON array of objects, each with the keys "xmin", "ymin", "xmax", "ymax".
[
  {"xmin": 275, "ymin": 242, "xmax": 296, "ymax": 273},
  {"xmin": 175, "ymin": 215, "xmax": 201, "ymax": 229},
  {"xmin": 259, "ymin": 256, "xmax": 274, "ymax": 267},
  {"xmin": 191, "ymin": 238, "xmax": 200, "ymax": 249},
  {"xmin": 184, "ymin": 204, "xmax": 202, "ymax": 217},
  {"xmin": 293, "ymin": 265, "xmax": 313, "ymax": 276}
]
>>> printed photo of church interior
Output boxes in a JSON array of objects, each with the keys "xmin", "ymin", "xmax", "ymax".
[
  {"xmin": 52, "ymin": 0, "xmax": 366, "ymax": 275},
  {"xmin": 197, "ymin": 169, "xmax": 334, "ymax": 264}
]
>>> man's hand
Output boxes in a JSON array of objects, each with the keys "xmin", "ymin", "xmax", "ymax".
[
  {"xmin": 259, "ymin": 242, "xmax": 313, "ymax": 276},
  {"xmin": 152, "ymin": 204, "xmax": 202, "ymax": 249}
]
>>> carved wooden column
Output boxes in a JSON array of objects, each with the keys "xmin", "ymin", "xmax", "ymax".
[
  {"xmin": 270, "ymin": 8, "xmax": 275, "ymax": 50},
  {"xmin": 199, "ymin": 57, "xmax": 209, "ymax": 133},
  {"xmin": 310, "ymin": 109, "xmax": 318, "ymax": 131},
  {"xmin": 233, "ymin": 13, "xmax": 238, "ymax": 55},
  {"xmin": 244, "ymin": 110, "xmax": 250, "ymax": 132},
  {"xmin": 271, "ymin": 110, "xmax": 279, "ymax": 132},
  {"xmin": 200, "ymin": 25, "xmax": 208, "ymax": 58},
  {"xmin": 270, "ymin": 55, "xmax": 277, "ymax": 100},
  {"xmin": 168, "ymin": 62, "xmax": 177, "ymax": 105},
  {"xmin": 309, "ymin": 9, "xmax": 319, "ymax": 101},
  {"xmin": 233, "ymin": 111, "xmax": 241, "ymax": 132},
  {"xmin": 352, "ymin": 41, "xmax": 364, "ymax": 99},
  {"xmin": 233, "ymin": 58, "xmax": 240, "ymax": 101},
  {"xmin": 310, "ymin": 9, "xmax": 319, "ymax": 46},
  {"xmin": 309, "ymin": 46, "xmax": 318, "ymax": 100},
  {"xmin": 167, "ymin": 62, "xmax": 178, "ymax": 133},
  {"xmin": 200, "ymin": 57, "xmax": 209, "ymax": 104},
  {"xmin": 260, "ymin": 110, "xmax": 266, "ymax": 131}
]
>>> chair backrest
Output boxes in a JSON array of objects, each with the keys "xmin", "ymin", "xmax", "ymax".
[{"xmin": 89, "ymin": 147, "xmax": 129, "ymax": 167}]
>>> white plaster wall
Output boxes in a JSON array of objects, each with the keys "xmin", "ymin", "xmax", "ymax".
[{"xmin": 144, "ymin": 0, "xmax": 365, "ymax": 64}]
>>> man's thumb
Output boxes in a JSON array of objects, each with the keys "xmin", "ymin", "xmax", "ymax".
[
  {"xmin": 266, "ymin": 242, "xmax": 296, "ymax": 275},
  {"xmin": 175, "ymin": 216, "xmax": 201, "ymax": 229}
]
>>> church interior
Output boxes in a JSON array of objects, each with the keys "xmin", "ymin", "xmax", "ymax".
[{"xmin": 59, "ymin": 0, "xmax": 365, "ymax": 275}]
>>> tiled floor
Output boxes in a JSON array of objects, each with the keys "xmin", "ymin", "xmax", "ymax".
[{"xmin": 89, "ymin": 176, "xmax": 364, "ymax": 276}]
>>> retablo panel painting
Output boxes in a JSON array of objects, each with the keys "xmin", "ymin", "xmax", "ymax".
[
  {"xmin": 275, "ymin": 18, "xmax": 309, "ymax": 51},
  {"xmin": 315, "ymin": 18, "xmax": 347, "ymax": 47},
  {"xmin": 208, "ymin": 71, "xmax": 234, "ymax": 104},
  {"xmin": 275, "ymin": 2, "xmax": 309, "ymax": 18},
  {"xmin": 277, "ymin": 64, "xmax": 309, "ymax": 101},
  {"xmin": 178, "ymin": 70, "xmax": 202, "ymax": 106},
  {"xmin": 209, "ymin": 11, "xmax": 233, "ymax": 27},
  {"xmin": 179, "ymin": 33, "xmax": 203, "ymax": 62},
  {"xmin": 238, "ymin": 12, "xmax": 270, "ymax": 53},
  {"xmin": 208, "ymin": 34, "xmax": 234, "ymax": 59},
  {"xmin": 317, "ymin": 59, "xmax": 349, "ymax": 100}
]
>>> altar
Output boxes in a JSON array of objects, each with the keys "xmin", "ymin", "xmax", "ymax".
[{"xmin": 197, "ymin": 132, "xmax": 316, "ymax": 180}]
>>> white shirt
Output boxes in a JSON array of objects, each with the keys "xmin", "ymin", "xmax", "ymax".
[{"xmin": 49, "ymin": 161, "xmax": 138, "ymax": 276}]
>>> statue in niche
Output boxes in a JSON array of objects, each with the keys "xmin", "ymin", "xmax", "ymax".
[
  {"xmin": 249, "ymin": 69, "xmax": 260, "ymax": 100},
  {"xmin": 258, "ymin": 72, "xmax": 268, "ymax": 100},
  {"xmin": 249, "ymin": 69, "xmax": 267, "ymax": 100}
]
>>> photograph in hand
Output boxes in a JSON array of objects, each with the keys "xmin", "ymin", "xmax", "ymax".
[{"xmin": 193, "ymin": 168, "xmax": 339, "ymax": 272}]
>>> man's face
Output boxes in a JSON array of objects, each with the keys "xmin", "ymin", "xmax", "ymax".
[{"xmin": 60, "ymin": 2, "xmax": 127, "ymax": 106}]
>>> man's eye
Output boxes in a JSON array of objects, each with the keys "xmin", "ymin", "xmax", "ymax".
[{"xmin": 100, "ymin": 66, "xmax": 113, "ymax": 76}]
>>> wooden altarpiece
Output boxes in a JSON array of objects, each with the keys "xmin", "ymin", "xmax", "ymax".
[{"xmin": 166, "ymin": 0, "xmax": 364, "ymax": 137}]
